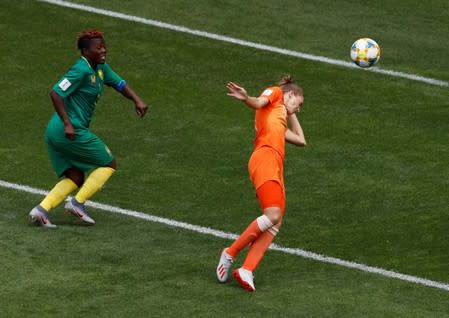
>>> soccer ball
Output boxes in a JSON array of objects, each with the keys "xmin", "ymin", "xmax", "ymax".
[{"xmin": 350, "ymin": 38, "xmax": 381, "ymax": 68}]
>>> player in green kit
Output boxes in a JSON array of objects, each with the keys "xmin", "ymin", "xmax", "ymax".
[{"xmin": 29, "ymin": 29, "xmax": 148, "ymax": 227}]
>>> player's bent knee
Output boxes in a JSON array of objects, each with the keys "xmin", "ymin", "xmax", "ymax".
[
  {"xmin": 106, "ymin": 159, "xmax": 117, "ymax": 170},
  {"xmin": 64, "ymin": 168, "xmax": 84, "ymax": 187},
  {"xmin": 263, "ymin": 207, "xmax": 283, "ymax": 225}
]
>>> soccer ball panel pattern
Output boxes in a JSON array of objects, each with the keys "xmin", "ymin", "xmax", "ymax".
[{"xmin": 350, "ymin": 38, "xmax": 381, "ymax": 68}]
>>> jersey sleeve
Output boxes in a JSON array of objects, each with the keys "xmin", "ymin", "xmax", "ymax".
[
  {"xmin": 259, "ymin": 86, "xmax": 283, "ymax": 105},
  {"xmin": 52, "ymin": 62, "xmax": 86, "ymax": 98},
  {"xmin": 102, "ymin": 63, "xmax": 126, "ymax": 91}
]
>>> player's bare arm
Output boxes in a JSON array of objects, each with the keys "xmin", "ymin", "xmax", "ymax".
[
  {"xmin": 120, "ymin": 85, "xmax": 148, "ymax": 117},
  {"xmin": 285, "ymin": 114, "xmax": 306, "ymax": 147},
  {"xmin": 226, "ymin": 82, "xmax": 269, "ymax": 109},
  {"xmin": 50, "ymin": 90, "xmax": 75, "ymax": 140}
]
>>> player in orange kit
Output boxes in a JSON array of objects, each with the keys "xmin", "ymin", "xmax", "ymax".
[{"xmin": 216, "ymin": 75, "xmax": 306, "ymax": 292}]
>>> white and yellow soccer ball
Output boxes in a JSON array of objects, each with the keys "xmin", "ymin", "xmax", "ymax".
[{"xmin": 350, "ymin": 38, "xmax": 381, "ymax": 68}]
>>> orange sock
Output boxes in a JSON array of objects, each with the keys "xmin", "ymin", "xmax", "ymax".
[
  {"xmin": 243, "ymin": 227, "xmax": 278, "ymax": 272},
  {"xmin": 227, "ymin": 220, "xmax": 261, "ymax": 258},
  {"xmin": 227, "ymin": 215, "xmax": 273, "ymax": 258}
]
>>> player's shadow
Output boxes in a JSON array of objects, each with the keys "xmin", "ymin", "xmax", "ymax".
[{"xmin": 46, "ymin": 209, "xmax": 96, "ymax": 227}]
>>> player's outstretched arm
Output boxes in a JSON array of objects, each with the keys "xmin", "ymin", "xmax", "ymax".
[
  {"xmin": 285, "ymin": 114, "xmax": 306, "ymax": 147},
  {"xmin": 226, "ymin": 82, "xmax": 268, "ymax": 109},
  {"xmin": 120, "ymin": 85, "xmax": 148, "ymax": 117}
]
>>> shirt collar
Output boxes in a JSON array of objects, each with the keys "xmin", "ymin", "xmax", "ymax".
[{"xmin": 81, "ymin": 56, "xmax": 94, "ymax": 70}]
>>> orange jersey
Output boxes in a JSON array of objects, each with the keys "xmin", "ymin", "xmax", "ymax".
[
  {"xmin": 253, "ymin": 86, "xmax": 287, "ymax": 158},
  {"xmin": 248, "ymin": 86, "xmax": 287, "ymax": 192}
]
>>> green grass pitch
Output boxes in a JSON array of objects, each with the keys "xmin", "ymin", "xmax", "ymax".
[{"xmin": 1, "ymin": 0, "xmax": 448, "ymax": 317}]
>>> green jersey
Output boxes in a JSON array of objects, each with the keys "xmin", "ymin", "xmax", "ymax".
[
  {"xmin": 52, "ymin": 56, "xmax": 124, "ymax": 128},
  {"xmin": 45, "ymin": 57, "xmax": 124, "ymax": 177}
]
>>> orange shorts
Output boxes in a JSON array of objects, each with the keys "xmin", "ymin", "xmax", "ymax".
[
  {"xmin": 248, "ymin": 146, "xmax": 284, "ymax": 190},
  {"xmin": 249, "ymin": 147, "xmax": 286, "ymax": 214},
  {"xmin": 256, "ymin": 180, "xmax": 285, "ymax": 214}
]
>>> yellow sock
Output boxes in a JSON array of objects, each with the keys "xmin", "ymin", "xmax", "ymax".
[
  {"xmin": 40, "ymin": 178, "xmax": 78, "ymax": 211},
  {"xmin": 75, "ymin": 167, "xmax": 115, "ymax": 203}
]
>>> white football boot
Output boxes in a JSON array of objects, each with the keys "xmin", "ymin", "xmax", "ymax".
[
  {"xmin": 233, "ymin": 267, "xmax": 255, "ymax": 292},
  {"xmin": 29, "ymin": 206, "xmax": 56, "ymax": 228},
  {"xmin": 64, "ymin": 198, "xmax": 95, "ymax": 225},
  {"xmin": 216, "ymin": 248, "xmax": 234, "ymax": 282}
]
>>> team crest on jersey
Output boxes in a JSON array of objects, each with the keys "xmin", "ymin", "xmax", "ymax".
[
  {"xmin": 91, "ymin": 74, "xmax": 96, "ymax": 84},
  {"xmin": 98, "ymin": 69, "xmax": 104, "ymax": 80}
]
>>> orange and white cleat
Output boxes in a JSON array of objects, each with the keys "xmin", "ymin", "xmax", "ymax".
[
  {"xmin": 233, "ymin": 267, "xmax": 255, "ymax": 292},
  {"xmin": 216, "ymin": 248, "xmax": 234, "ymax": 283}
]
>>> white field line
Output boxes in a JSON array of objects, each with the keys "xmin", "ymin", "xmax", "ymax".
[
  {"xmin": 2, "ymin": 179, "xmax": 449, "ymax": 292},
  {"xmin": 36, "ymin": 0, "xmax": 449, "ymax": 88}
]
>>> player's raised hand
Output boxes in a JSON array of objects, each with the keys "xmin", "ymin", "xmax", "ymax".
[{"xmin": 226, "ymin": 82, "xmax": 248, "ymax": 101}]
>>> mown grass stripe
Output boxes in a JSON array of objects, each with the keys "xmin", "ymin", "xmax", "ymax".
[
  {"xmin": 36, "ymin": 0, "xmax": 448, "ymax": 87},
  {"xmin": 2, "ymin": 178, "xmax": 449, "ymax": 292}
]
